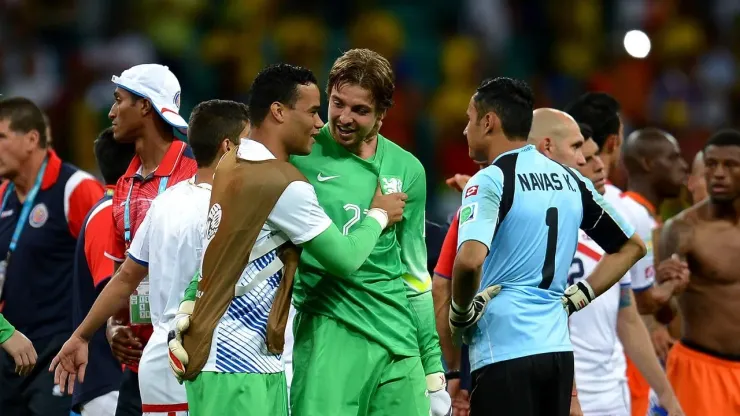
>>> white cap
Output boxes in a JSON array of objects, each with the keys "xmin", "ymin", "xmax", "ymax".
[{"xmin": 111, "ymin": 64, "xmax": 187, "ymax": 133}]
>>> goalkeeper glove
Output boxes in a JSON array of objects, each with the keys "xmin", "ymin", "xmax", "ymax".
[
  {"xmin": 167, "ymin": 300, "xmax": 194, "ymax": 383},
  {"xmin": 561, "ymin": 281, "xmax": 596, "ymax": 316},
  {"xmin": 427, "ymin": 372, "xmax": 452, "ymax": 416},
  {"xmin": 449, "ymin": 285, "xmax": 501, "ymax": 346}
]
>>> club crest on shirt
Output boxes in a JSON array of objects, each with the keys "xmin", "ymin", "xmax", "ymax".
[
  {"xmin": 380, "ymin": 176, "xmax": 403, "ymax": 194},
  {"xmin": 205, "ymin": 203, "xmax": 222, "ymax": 241},
  {"xmin": 459, "ymin": 202, "xmax": 478, "ymax": 226},
  {"xmin": 29, "ymin": 203, "xmax": 48, "ymax": 228}
]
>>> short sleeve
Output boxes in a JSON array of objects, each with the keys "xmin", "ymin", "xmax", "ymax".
[
  {"xmin": 127, "ymin": 204, "xmax": 153, "ymax": 267},
  {"xmin": 629, "ymin": 213, "xmax": 656, "ymax": 291},
  {"xmin": 66, "ymin": 176, "xmax": 104, "ymax": 238},
  {"xmin": 105, "ymin": 208, "xmax": 126, "ymax": 263},
  {"xmin": 267, "ymin": 182, "xmax": 332, "ymax": 245},
  {"xmin": 84, "ymin": 204, "xmax": 115, "ymax": 287},
  {"xmin": 619, "ymin": 272, "xmax": 632, "ymax": 287},
  {"xmin": 457, "ymin": 167, "xmax": 504, "ymax": 251},
  {"xmin": 434, "ymin": 210, "xmax": 459, "ymax": 279},
  {"xmin": 573, "ymin": 169, "xmax": 635, "ymax": 254}
]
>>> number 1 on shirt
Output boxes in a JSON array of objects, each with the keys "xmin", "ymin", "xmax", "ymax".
[{"xmin": 539, "ymin": 207, "xmax": 558, "ymax": 289}]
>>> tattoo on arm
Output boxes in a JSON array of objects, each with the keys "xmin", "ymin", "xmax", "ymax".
[
  {"xmin": 659, "ymin": 218, "xmax": 692, "ymax": 259},
  {"xmin": 619, "ymin": 286, "xmax": 632, "ymax": 308}
]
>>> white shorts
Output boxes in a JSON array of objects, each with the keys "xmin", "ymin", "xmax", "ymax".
[
  {"xmin": 578, "ymin": 380, "xmax": 630, "ymax": 416},
  {"xmin": 81, "ymin": 390, "xmax": 119, "ymax": 416},
  {"xmin": 139, "ymin": 328, "xmax": 188, "ymax": 414},
  {"xmin": 282, "ymin": 304, "xmax": 297, "ymax": 390}
]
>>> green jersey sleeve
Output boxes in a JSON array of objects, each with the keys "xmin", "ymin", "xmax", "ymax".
[
  {"xmin": 399, "ymin": 166, "xmax": 431, "ymax": 294},
  {"xmin": 0, "ymin": 313, "xmax": 15, "ymax": 344}
]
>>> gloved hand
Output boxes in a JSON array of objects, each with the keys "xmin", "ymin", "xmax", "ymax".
[
  {"xmin": 167, "ymin": 300, "xmax": 194, "ymax": 383},
  {"xmin": 449, "ymin": 285, "xmax": 502, "ymax": 346},
  {"xmin": 427, "ymin": 372, "xmax": 452, "ymax": 416},
  {"xmin": 561, "ymin": 281, "xmax": 595, "ymax": 316}
]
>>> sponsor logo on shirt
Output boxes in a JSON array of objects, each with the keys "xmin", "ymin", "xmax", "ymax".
[
  {"xmin": 465, "ymin": 185, "xmax": 479, "ymax": 198},
  {"xmin": 459, "ymin": 202, "xmax": 478, "ymax": 226},
  {"xmin": 0, "ymin": 210, "xmax": 13, "ymax": 218},
  {"xmin": 29, "ymin": 203, "xmax": 48, "ymax": 228}
]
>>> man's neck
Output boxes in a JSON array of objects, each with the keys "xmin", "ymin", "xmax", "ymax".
[
  {"xmin": 710, "ymin": 198, "xmax": 740, "ymax": 223},
  {"xmin": 487, "ymin": 137, "xmax": 526, "ymax": 165},
  {"xmin": 13, "ymin": 149, "xmax": 47, "ymax": 198},
  {"xmin": 345, "ymin": 135, "xmax": 378, "ymax": 160},
  {"xmin": 248, "ymin": 127, "xmax": 288, "ymax": 161},
  {"xmin": 135, "ymin": 132, "xmax": 173, "ymax": 176},
  {"xmin": 195, "ymin": 167, "xmax": 214, "ymax": 186},
  {"xmin": 627, "ymin": 178, "xmax": 661, "ymax": 213}
]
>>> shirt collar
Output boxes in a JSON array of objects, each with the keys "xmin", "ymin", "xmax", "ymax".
[
  {"xmin": 188, "ymin": 174, "xmax": 212, "ymax": 191},
  {"xmin": 622, "ymin": 191, "xmax": 657, "ymax": 216},
  {"xmin": 124, "ymin": 140, "xmax": 188, "ymax": 179},
  {"xmin": 491, "ymin": 144, "xmax": 534, "ymax": 165},
  {"xmin": 40, "ymin": 149, "xmax": 63, "ymax": 191},
  {"xmin": 236, "ymin": 138, "xmax": 276, "ymax": 161}
]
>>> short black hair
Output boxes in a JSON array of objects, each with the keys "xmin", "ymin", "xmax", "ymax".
[
  {"xmin": 564, "ymin": 92, "xmax": 621, "ymax": 149},
  {"xmin": 0, "ymin": 97, "xmax": 48, "ymax": 148},
  {"xmin": 579, "ymin": 123, "xmax": 593, "ymax": 141},
  {"xmin": 704, "ymin": 129, "xmax": 740, "ymax": 151},
  {"xmin": 248, "ymin": 64, "xmax": 318, "ymax": 128},
  {"xmin": 188, "ymin": 99, "xmax": 250, "ymax": 167},
  {"xmin": 94, "ymin": 127, "xmax": 136, "ymax": 185},
  {"xmin": 473, "ymin": 77, "xmax": 534, "ymax": 140}
]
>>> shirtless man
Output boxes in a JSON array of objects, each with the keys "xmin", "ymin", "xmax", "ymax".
[{"xmin": 657, "ymin": 129, "xmax": 740, "ymax": 415}]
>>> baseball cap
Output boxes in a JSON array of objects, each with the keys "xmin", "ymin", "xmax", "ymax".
[{"xmin": 111, "ymin": 64, "xmax": 187, "ymax": 133}]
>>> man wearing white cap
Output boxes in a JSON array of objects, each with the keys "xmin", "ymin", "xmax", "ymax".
[{"xmin": 103, "ymin": 64, "xmax": 197, "ymax": 416}]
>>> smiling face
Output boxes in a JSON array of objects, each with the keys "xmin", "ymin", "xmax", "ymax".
[
  {"xmin": 327, "ymin": 83, "xmax": 382, "ymax": 151},
  {"xmin": 284, "ymin": 83, "xmax": 324, "ymax": 155}
]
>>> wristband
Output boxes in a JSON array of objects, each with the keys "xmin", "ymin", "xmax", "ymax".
[
  {"xmin": 445, "ymin": 370, "xmax": 460, "ymax": 380},
  {"xmin": 450, "ymin": 299, "xmax": 474, "ymax": 322},
  {"xmin": 366, "ymin": 208, "xmax": 389, "ymax": 230}
]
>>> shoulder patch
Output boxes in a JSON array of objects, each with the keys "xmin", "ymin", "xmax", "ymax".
[
  {"xmin": 205, "ymin": 203, "xmax": 222, "ymax": 241},
  {"xmin": 465, "ymin": 185, "xmax": 479, "ymax": 198},
  {"xmin": 459, "ymin": 202, "xmax": 478, "ymax": 226}
]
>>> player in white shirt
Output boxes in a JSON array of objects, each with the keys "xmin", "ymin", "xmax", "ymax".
[
  {"xmin": 48, "ymin": 99, "xmax": 250, "ymax": 416},
  {"xmin": 567, "ymin": 125, "xmax": 683, "ymax": 415}
]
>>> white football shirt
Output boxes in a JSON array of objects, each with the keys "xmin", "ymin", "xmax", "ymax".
[{"xmin": 127, "ymin": 176, "xmax": 212, "ymax": 408}]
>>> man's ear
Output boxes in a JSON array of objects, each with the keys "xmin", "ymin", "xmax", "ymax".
[
  {"xmin": 604, "ymin": 134, "xmax": 618, "ymax": 153},
  {"xmin": 483, "ymin": 112, "xmax": 499, "ymax": 136},
  {"xmin": 140, "ymin": 99, "xmax": 154, "ymax": 117},
  {"xmin": 270, "ymin": 102, "xmax": 285, "ymax": 123},
  {"xmin": 221, "ymin": 138, "xmax": 232, "ymax": 154}
]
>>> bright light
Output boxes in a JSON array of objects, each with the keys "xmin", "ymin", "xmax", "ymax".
[{"xmin": 623, "ymin": 30, "xmax": 651, "ymax": 59}]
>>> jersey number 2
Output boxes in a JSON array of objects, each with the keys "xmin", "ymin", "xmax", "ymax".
[{"xmin": 539, "ymin": 207, "xmax": 558, "ymax": 289}]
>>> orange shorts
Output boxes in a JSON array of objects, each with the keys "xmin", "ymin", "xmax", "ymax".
[
  {"xmin": 626, "ymin": 356, "xmax": 650, "ymax": 416},
  {"xmin": 666, "ymin": 341, "xmax": 740, "ymax": 416}
]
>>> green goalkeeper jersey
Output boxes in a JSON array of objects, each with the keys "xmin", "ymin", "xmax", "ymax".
[{"xmin": 291, "ymin": 125, "xmax": 430, "ymax": 357}]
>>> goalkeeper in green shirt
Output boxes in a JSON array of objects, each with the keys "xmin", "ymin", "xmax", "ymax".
[{"xmin": 290, "ymin": 48, "xmax": 451, "ymax": 416}]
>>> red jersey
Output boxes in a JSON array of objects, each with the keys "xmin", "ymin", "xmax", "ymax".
[{"xmin": 104, "ymin": 140, "xmax": 197, "ymax": 372}]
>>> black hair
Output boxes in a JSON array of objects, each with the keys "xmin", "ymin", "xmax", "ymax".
[
  {"xmin": 473, "ymin": 77, "xmax": 534, "ymax": 141},
  {"xmin": 0, "ymin": 97, "xmax": 48, "ymax": 148},
  {"xmin": 94, "ymin": 127, "xmax": 137, "ymax": 185},
  {"xmin": 188, "ymin": 99, "xmax": 250, "ymax": 167},
  {"xmin": 248, "ymin": 64, "xmax": 318, "ymax": 128},
  {"xmin": 704, "ymin": 129, "xmax": 740, "ymax": 151},
  {"xmin": 564, "ymin": 92, "xmax": 621, "ymax": 149}
]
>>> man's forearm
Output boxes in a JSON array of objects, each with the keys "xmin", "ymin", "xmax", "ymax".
[
  {"xmin": 618, "ymin": 303, "xmax": 673, "ymax": 397},
  {"xmin": 302, "ymin": 217, "xmax": 382, "ymax": 277},
  {"xmin": 586, "ymin": 237, "xmax": 644, "ymax": 297},
  {"xmin": 433, "ymin": 277, "xmax": 461, "ymax": 370},
  {"xmin": 76, "ymin": 262, "xmax": 146, "ymax": 341},
  {"xmin": 408, "ymin": 290, "xmax": 444, "ymax": 374},
  {"xmin": 451, "ymin": 265, "xmax": 480, "ymax": 311}
]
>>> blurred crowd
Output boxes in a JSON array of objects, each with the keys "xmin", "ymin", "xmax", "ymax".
[{"xmin": 3, "ymin": 0, "xmax": 740, "ymax": 220}]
